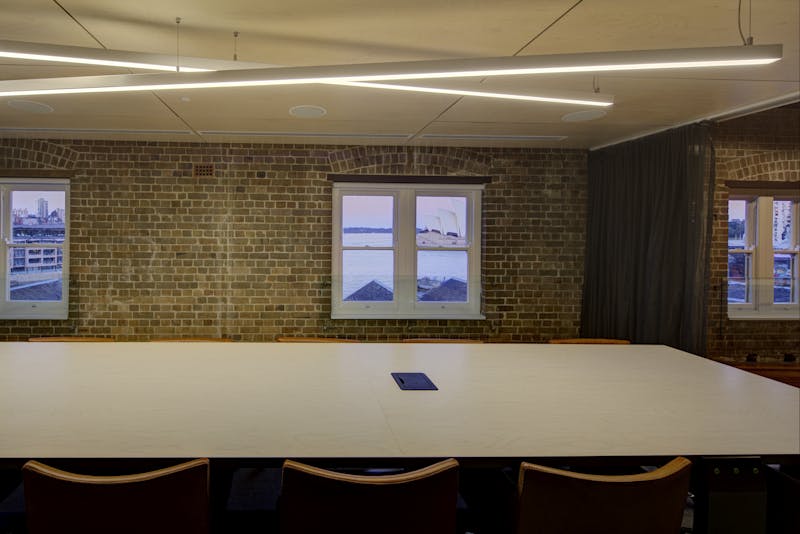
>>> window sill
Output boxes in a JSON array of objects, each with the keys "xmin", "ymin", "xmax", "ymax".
[
  {"xmin": 332, "ymin": 312, "xmax": 486, "ymax": 320},
  {"xmin": 0, "ymin": 312, "xmax": 68, "ymax": 320},
  {"xmin": 728, "ymin": 308, "xmax": 800, "ymax": 321}
]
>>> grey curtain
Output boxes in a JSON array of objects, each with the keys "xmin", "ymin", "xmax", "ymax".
[{"xmin": 581, "ymin": 124, "xmax": 714, "ymax": 355}]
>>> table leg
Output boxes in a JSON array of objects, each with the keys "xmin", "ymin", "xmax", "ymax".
[{"xmin": 693, "ymin": 456, "xmax": 767, "ymax": 534}]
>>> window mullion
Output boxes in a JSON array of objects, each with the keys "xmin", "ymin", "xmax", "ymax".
[
  {"xmin": 755, "ymin": 196, "xmax": 774, "ymax": 308},
  {"xmin": 468, "ymin": 191, "xmax": 481, "ymax": 308},
  {"xmin": 395, "ymin": 189, "xmax": 414, "ymax": 313},
  {"xmin": 331, "ymin": 189, "xmax": 343, "ymax": 309}
]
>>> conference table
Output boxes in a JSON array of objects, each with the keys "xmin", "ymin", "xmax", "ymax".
[
  {"xmin": 1, "ymin": 342, "xmax": 797, "ymax": 460},
  {"xmin": 1, "ymin": 342, "xmax": 798, "ymax": 532}
]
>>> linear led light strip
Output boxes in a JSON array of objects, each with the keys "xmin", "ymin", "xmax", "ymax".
[
  {"xmin": 0, "ymin": 50, "xmax": 210, "ymax": 72},
  {"xmin": 333, "ymin": 81, "xmax": 610, "ymax": 106},
  {"xmin": 0, "ymin": 41, "xmax": 780, "ymax": 103},
  {"xmin": 0, "ymin": 39, "xmax": 220, "ymax": 72},
  {"xmin": 0, "ymin": 39, "xmax": 614, "ymax": 106}
]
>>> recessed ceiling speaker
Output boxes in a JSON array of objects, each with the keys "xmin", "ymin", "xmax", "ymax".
[
  {"xmin": 289, "ymin": 105, "xmax": 327, "ymax": 118},
  {"xmin": 7, "ymin": 99, "xmax": 54, "ymax": 113}
]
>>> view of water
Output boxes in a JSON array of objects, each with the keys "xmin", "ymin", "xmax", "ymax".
[
  {"xmin": 342, "ymin": 232, "xmax": 467, "ymax": 300},
  {"xmin": 342, "ymin": 232, "xmax": 392, "ymax": 248}
]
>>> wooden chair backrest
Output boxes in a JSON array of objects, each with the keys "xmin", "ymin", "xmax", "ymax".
[
  {"xmin": 516, "ymin": 457, "xmax": 691, "ymax": 534},
  {"xmin": 28, "ymin": 337, "xmax": 114, "ymax": 342},
  {"xmin": 150, "ymin": 338, "xmax": 234, "ymax": 342},
  {"xmin": 401, "ymin": 338, "xmax": 483, "ymax": 343},
  {"xmin": 23, "ymin": 458, "xmax": 209, "ymax": 534},
  {"xmin": 275, "ymin": 337, "xmax": 359, "ymax": 343},
  {"xmin": 280, "ymin": 458, "xmax": 459, "ymax": 534}
]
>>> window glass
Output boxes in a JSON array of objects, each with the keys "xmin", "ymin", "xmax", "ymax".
[
  {"xmin": 727, "ymin": 199, "xmax": 750, "ymax": 305},
  {"xmin": 727, "ymin": 253, "xmax": 750, "ymax": 303},
  {"xmin": 774, "ymin": 253, "xmax": 794, "ymax": 304},
  {"xmin": 773, "ymin": 200, "xmax": 792, "ymax": 250},
  {"xmin": 417, "ymin": 250, "xmax": 468, "ymax": 302},
  {"xmin": 8, "ymin": 190, "xmax": 66, "ymax": 303},
  {"xmin": 416, "ymin": 196, "xmax": 467, "ymax": 248},
  {"xmin": 342, "ymin": 250, "xmax": 394, "ymax": 301},
  {"xmin": 773, "ymin": 201, "xmax": 797, "ymax": 303},
  {"xmin": 728, "ymin": 199, "xmax": 746, "ymax": 250},
  {"xmin": 342, "ymin": 195, "xmax": 393, "ymax": 247}
]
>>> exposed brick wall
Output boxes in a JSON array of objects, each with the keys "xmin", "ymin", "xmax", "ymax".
[
  {"xmin": 0, "ymin": 139, "xmax": 78, "ymax": 170},
  {"xmin": 0, "ymin": 141, "xmax": 587, "ymax": 342},
  {"xmin": 706, "ymin": 104, "xmax": 800, "ymax": 362}
]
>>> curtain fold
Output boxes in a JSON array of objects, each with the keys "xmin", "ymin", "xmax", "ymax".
[{"xmin": 581, "ymin": 124, "xmax": 714, "ymax": 355}]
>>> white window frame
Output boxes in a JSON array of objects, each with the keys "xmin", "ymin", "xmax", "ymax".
[
  {"xmin": 332, "ymin": 182, "xmax": 483, "ymax": 319},
  {"xmin": 0, "ymin": 179, "xmax": 70, "ymax": 319},
  {"xmin": 728, "ymin": 194, "xmax": 799, "ymax": 320}
]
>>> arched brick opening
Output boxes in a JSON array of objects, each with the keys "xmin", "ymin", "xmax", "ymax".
[
  {"xmin": 328, "ymin": 146, "xmax": 491, "ymax": 176},
  {"xmin": 0, "ymin": 139, "xmax": 78, "ymax": 170},
  {"xmin": 723, "ymin": 150, "xmax": 800, "ymax": 182}
]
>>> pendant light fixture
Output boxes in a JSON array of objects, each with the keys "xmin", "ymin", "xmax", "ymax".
[{"xmin": 0, "ymin": 39, "xmax": 781, "ymax": 103}]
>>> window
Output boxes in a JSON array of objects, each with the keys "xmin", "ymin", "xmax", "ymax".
[
  {"xmin": 728, "ymin": 195, "xmax": 798, "ymax": 320},
  {"xmin": 332, "ymin": 181, "xmax": 483, "ymax": 319},
  {"xmin": 0, "ymin": 179, "xmax": 70, "ymax": 319}
]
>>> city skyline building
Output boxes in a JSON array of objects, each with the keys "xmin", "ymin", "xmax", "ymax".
[
  {"xmin": 36, "ymin": 198, "xmax": 48, "ymax": 219},
  {"xmin": 773, "ymin": 201, "xmax": 793, "ymax": 249}
]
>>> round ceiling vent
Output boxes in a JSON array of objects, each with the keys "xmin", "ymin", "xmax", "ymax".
[
  {"xmin": 289, "ymin": 105, "xmax": 327, "ymax": 118},
  {"xmin": 7, "ymin": 100, "xmax": 54, "ymax": 114},
  {"xmin": 561, "ymin": 109, "xmax": 607, "ymax": 122}
]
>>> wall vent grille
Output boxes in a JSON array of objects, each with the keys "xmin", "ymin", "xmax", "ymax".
[{"xmin": 193, "ymin": 164, "xmax": 215, "ymax": 177}]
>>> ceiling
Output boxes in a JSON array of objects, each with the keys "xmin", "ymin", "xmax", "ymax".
[{"xmin": 0, "ymin": 0, "xmax": 798, "ymax": 149}]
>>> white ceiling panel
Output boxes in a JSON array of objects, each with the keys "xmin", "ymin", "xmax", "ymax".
[
  {"xmin": 0, "ymin": 91, "xmax": 194, "ymax": 131},
  {"xmin": 0, "ymin": 0, "xmax": 797, "ymax": 148},
  {"xmin": 55, "ymin": 0, "xmax": 576, "ymax": 63}
]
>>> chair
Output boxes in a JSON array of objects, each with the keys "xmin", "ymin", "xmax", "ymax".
[
  {"xmin": 275, "ymin": 336, "xmax": 359, "ymax": 342},
  {"xmin": 22, "ymin": 458, "xmax": 209, "ymax": 534},
  {"xmin": 28, "ymin": 336, "xmax": 114, "ymax": 342},
  {"xmin": 401, "ymin": 338, "xmax": 483, "ymax": 343},
  {"xmin": 150, "ymin": 337, "xmax": 234, "ymax": 342},
  {"xmin": 547, "ymin": 338, "xmax": 630, "ymax": 344},
  {"xmin": 516, "ymin": 457, "xmax": 691, "ymax": 534},
  {"xmin": 279, "ymin": 458, "xmax": 459, "ymax": 534}
]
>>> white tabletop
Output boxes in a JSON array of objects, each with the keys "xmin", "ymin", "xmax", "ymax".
[{"xmin": 1, "ymin": 342, "xmax": 798, "ymax": 459}]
